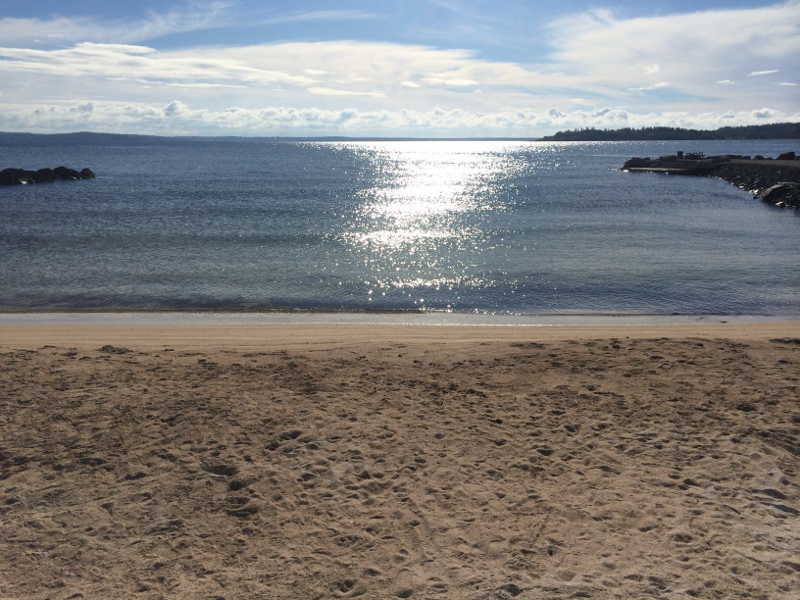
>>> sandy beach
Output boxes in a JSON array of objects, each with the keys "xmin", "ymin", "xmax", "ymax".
[{"xmin": 1, "ymin": 321, "xmax": 799, "ymax": 599}]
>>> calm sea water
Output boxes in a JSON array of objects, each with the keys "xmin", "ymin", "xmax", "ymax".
[{"xmin": 1, "ymin": 139, "xmax": 798, "ymax": 314}]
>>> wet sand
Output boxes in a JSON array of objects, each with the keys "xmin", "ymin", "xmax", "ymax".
[{"xmin": 1, "ymin": 322, "xmax": 799, "ymax": 599}]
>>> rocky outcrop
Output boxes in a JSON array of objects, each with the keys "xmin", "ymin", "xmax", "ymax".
[
  {"xmin": 711, "ymin": 162, "xmax": 800, "ymax": 207},
  {"xmin": 0, "ymin": 166, "xmax": 95, "ymax": 186},
  {"xmin": 623, "ymin": 152, "xmax": 800, "ymax": 208},
  {"xmin": 759, "ymin": 182, "xmax": 800, "ymax": 208}
]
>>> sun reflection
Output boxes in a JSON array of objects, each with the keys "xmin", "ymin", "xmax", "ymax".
[
  {"xmin": 348, "ymin": 141, "xmax": 531, "ymax": 240},
  {"xmin": 327, "ymin": 140, "xmax": 543, "ymax": 303}
]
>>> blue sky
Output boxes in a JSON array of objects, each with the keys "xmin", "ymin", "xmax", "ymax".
[{"xmin": 0, "ymin": 1, "xmax": 797, "ymax": 136}]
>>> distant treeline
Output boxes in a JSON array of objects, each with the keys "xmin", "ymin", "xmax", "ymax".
[{"xmin": 542, "ymin": 122, "xmax": 800, "ymax": 141}]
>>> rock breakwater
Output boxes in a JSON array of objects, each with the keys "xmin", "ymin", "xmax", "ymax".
[{"xmin": 623, "ymin": 152, "xmax": 800, "ymax": 208}]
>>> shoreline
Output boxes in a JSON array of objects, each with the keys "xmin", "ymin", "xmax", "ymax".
[
  {"xmin": 1, "ymin": 309, "xmax": 796, "ymax": 323},
  {"xmin": 2, "ymin": 319, "xmax": 799, "ymax": 351}
]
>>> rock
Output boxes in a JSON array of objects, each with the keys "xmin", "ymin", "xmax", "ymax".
[
  {"xmin": 53, "ymin": 166, "xmax": 81, "ymax": 180},
  {"xmin": 759, "ymin": 181, "xmax": 800, "ymax": 207},
  {"xmin": 0, "ymin": 168, "xmax": 32, "ymax": 185},
  {"xmin": 0, "ymin": 166, "xmax": 96, "ymax": 185},
  {"xmin": 623, "ymin": 157, "xmax": 653, "ymax": 169},
  {"xmin": 777, "ymin": 151, "xmax": 796, "ymax": 160},
  {"xmin": 34, "ymin": 168, "xmax": 56, "ymax": 183}
]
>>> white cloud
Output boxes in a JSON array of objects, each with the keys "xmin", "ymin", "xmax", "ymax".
[
  {"xmin": 3, "ymin": 100, "xmax": 796, "ymax": 137},
  {"xmin": 307, "ymin": 87, "xmax": 385, "ymax": 98},
  {"xmin": 163, "ymin": 100, "xmax": 189, "ymax": 117},
  {"xmin": 628, "ymin": 82, "xmax": 670, "ymax": 91},
  {"xmin": 547, "ymin": 2, "xmax": 799, "ymax": 106},
  {"xmin": 778, "ymin": 81, "xmax": 798, "ymax": 86},
  {"xmin": 0, "ymin": 2, "xmax": 233, "ymax": 46},
  {"xmin": 752, "ymin": 107, "xmax": 779, "ymax": 119},
  {"xmin": 0, "ymin": 2, "xmax": 797, "ymax": 135},
  {"xmin": 259, "ymin": 10, "xmax": 379, "ymax": 25},
  {"xmin": 748, "ymin": 69, "xmax": 780, "ymax": 76},
  {"xmin": 422, "ymin": 77, "xmax": 479, "ymax": 87},
  {"xmin": 0, "ymin": 42, "xmax": 314, "ymax": 88}
]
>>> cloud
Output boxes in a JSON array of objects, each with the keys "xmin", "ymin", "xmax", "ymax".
[
  {"xmin": 748, "ymin": 69, "xmax": 780, "ymax": 76},
  {"xmin": 307, "ymin": 87, "xmax": 385, "ymax": 98},
  {"xmin": 259, "ymin": 10, "xmax": 379, "ymax": 25},
  {"xmin": 752, "ymin": 107, "xmax": 779, "ymax": 118},
  {"xmin": 422, "ymin": 77, "xmax": 480, "ymax": 87},
  {"xmin": 628, "ymin": 82, "xmax": 670, "ymax": 92},
  {"xmin": 0, "ymin": 2, "xmax": 233, "ymax": 46},
  {"xmin": 779, "ymin": 81, "xmax": 798, "ymax": 86},
  {"xmin": 164, "ymin": 100, "xmax": 188, "ymax": 117},
  {"xmin": 547, "ymin": 2, "xmax": 799, "ymax": 106},
  {"xmin": 3, "ymin": 100, "xmax": 796, "ymax": 137},
  {"xmin": 0, "ymin": 42, "xmax": 314, "ymax": 88},
  {"xmin": 0, "ymin": 2, "xmax": 797, "ymax": 135}
]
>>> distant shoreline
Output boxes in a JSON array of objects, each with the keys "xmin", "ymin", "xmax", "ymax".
[
  {"xmin": 1, "ymin": 125, "xmax": 799, "ymax": 145},
  {"xmin": 542, "ymin": 122, "xmax": 800, "ymax": 141}
]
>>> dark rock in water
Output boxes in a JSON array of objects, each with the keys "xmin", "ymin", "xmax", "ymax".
[
  {"xmin": 0, "ymin": 169, "xmax": 31, "ymax": 185},
  {"xmin": 759, "ymin": 181, "xmax": 800, "ymax": 207},
  {"xmin": 777, "ymin": 151, "xmax": 797, "ymax": 161},
  {"xmin": 0, "ymin": 166, "xmax": 95, "ymax": 185},
  {"xmin": 53, "ymin": 166, "xmax": 80, "ymax": 180},
  {"xmin": 34, "ymin": 168, "xmax": 56, "ymax": 183}
]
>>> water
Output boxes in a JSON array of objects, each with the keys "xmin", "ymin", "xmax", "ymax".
[{"xmin": 1, "ymin": 139, "xmax": 798, "ymax": 315}]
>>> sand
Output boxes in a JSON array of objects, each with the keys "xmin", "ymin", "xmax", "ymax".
[{"xmin": 1, "ymin": 321, "xmax": 799, "ymax": 599}]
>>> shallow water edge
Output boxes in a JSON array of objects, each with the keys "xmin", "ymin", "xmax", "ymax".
[{"xmin": 0, "ymin": 310, "xmax": 796, "ymax": 327}]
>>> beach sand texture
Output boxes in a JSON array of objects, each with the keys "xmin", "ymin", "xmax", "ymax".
[{"xmin": 1, "ymin": 323, "xmax": 799, "ymax": 599}]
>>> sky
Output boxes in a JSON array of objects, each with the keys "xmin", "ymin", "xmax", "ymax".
[{"xmin": 0, "ymin": 0, "xmax": 797, "ymax": 137}]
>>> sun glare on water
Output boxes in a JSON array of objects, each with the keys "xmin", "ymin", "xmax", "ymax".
[{"xmin": 331, "ymin": 141, "xmax": 539, "ymax": 304}]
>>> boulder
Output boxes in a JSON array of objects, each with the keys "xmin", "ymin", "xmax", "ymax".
[
  {"xmin": 759, "ymin": 181, "xmax": 800, "ymax": 207},
  {"xmin": 0, "ymin": 168, "xmax": 30, "ymax": 185},
  {"xmin": 34, "ymin": 168, "xmax": 56, "ymax": 183},
  {"xmin": 777, "ymin": 151, "xmax": 797, "ymax": 161},
  {"xmin": 623, "ymin": 157, "xmax": 653, "ymax": 169},
  {"xmin": 53, "ymin": 166, "xmax": 81, "ymax": 180}
]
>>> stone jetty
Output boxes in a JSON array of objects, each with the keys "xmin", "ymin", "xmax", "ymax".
[
  {"xmin": 0, "ymin": 166, "xmax": 95, "ymax": 186},
  {"xmin": 623, "ymin": 151, "xmax": 800, "ymax": 207}
]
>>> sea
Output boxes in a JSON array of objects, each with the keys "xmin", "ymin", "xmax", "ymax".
[{"xmin": 1, "ymin": 139, "xmax": 798, "ymax": 317}]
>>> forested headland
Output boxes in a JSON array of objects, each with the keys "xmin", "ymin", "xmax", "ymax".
[{"xmin": 542, "ymin": 122, "xmax": 800, "ymax": 141}]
